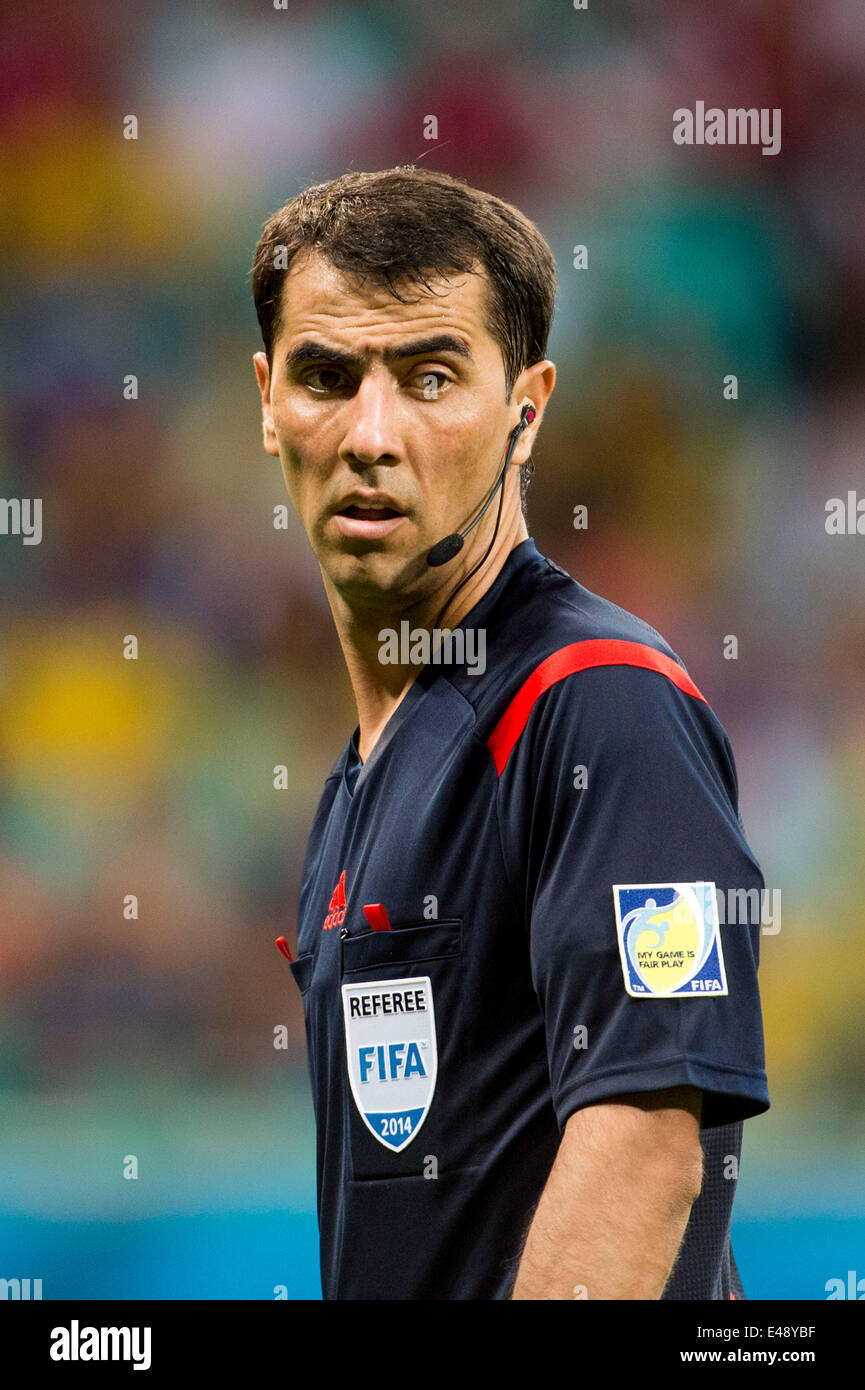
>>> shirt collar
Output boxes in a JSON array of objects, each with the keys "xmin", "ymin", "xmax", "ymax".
[{"xmin": 343, "ymin": 537, "xmax": 544, "ymax": 793}]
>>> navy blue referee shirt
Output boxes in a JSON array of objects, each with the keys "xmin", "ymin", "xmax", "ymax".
[{"xmin": 288, "ymin": 538, "xmax": 770, "ymax": 1300}]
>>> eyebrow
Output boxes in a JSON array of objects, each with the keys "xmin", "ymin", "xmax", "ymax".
[{"xmin": 284, "ymin": 334, "xmax": 474, "ymax": 373}]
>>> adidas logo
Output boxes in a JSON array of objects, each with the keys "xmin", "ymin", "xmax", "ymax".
[{"xmin": 322, "ymin": 870, "xmax": 347, "ymax": 931}]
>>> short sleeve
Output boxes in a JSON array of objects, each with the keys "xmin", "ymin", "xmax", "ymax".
[{"xmin": 495, "ymin": 662, "xmax": 770, "ymax": 1131}]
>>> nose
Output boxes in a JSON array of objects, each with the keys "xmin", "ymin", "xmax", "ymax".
[{"xmin": 338, "ymin": 372, "xmax": 404, "ymax": 470}]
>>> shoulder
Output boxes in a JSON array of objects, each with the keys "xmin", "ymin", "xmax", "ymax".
[
  {"xmin": 477, "ymin": 551, "xmax": 724, "ymax": 775},
  {"xmin": 480, "ymin": 545, "xmax": 682, "ymax": 690}
]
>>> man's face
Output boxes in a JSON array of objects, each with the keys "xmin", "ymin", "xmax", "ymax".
[{"xmin": 253, "ymin": 248, "xmax": 524, "ymax": 611}]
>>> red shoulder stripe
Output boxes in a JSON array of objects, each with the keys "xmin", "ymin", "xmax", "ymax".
[{"xmin": 487, "ymin": 638, "xmax": 707, "ymax": 775}]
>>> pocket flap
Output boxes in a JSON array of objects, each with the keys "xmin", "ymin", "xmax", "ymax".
[
  {"xmin": 342, "ymin": 919, "xmax": 462, "ymax": 974},
  {"xmin": 289, "ymin": 953, "xmax": 315, "ymax": 994}
]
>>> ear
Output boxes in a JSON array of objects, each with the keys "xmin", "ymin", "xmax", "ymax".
[
  {"xmin": 253, "ymin": 351, "xmax": 280, "ymax": 457},
  {"xmin": 508, "ymin": 360, "xmax": 556, "ymax": 465}
]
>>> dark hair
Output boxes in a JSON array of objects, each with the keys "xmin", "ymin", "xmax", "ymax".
[{"xmin": 250, "ymin": 166, "xmax": 557, "ymax": 517}]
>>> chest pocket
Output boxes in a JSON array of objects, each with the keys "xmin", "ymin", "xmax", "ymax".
[{"xmin": 340, "ymin": 919, "xmax": 478, "ymax": 1181}]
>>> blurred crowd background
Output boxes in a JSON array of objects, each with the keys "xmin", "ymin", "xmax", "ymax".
[{"xmin": 1, "ymin": 0, "xmax": 863, "ymax": 1298}]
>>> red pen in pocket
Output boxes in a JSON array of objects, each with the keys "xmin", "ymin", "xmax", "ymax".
[
  {"xmin": 275, "ymin": 936, "xmax": 293, "ymax": 962},
  {"xmin": 362, "ymin": 903, "xmax": 392, "ymax": 933}
]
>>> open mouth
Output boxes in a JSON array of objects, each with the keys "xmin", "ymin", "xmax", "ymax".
[
  {"xmin": 339, "ymin": 505, "xmax": 402, "ymax": 521},
  {"xmin": 333, "ymin": 503, "xmax": 407, "ymax": 540}
]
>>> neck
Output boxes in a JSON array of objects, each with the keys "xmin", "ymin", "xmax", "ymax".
[{"xmin": 324, "ymin": 503, "xmax": 528, "ymax": 762}]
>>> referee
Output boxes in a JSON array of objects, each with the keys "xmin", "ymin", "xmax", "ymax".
[{"xmin": 251, "ymin": 166, "xmax": 769, "ymax": 1300}]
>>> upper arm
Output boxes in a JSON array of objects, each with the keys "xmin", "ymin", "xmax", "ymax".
[
  {"xmin": 495, "ymin": 660, "xmax": 770, "ymax": 1132},
  {"xmin": 562, "ymin": 1084, "xmax": 705, "ymax": 1200}
]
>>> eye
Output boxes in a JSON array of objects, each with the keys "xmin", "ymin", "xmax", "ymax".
[
  {"xmin": 413, "ymin": 370, "xmax": 451, "ymax": 397},
  {"xmin": 304, "ymin": 368, "xmax": 348, "ymax": 391}
]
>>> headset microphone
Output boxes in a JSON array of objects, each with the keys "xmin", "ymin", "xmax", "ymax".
[{"xmin": 425, "ymin": 403, "xmax": 536, "ymax": 567}]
